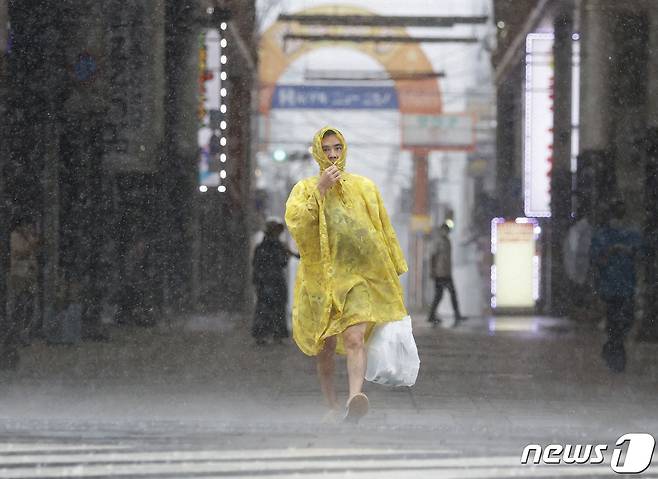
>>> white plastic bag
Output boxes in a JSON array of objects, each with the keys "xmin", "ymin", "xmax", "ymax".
[{"xmin": 365, "ymin": 316, "xmax": 420, "ymax": 387}]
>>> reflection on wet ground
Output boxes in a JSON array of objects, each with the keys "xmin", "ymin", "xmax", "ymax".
[{"xmin": 1, "ymin": 313, "xmax": 657, "ymax": 478}]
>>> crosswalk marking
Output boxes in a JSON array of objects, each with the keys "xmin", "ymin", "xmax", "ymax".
[
  {"xmin": 0, "ymin": 444, "xmax": 131, "ymax": 453},
  {"xmin": 1, "ymin": 444, "xmax": 638, "ymax": 478},
  {"xmin": 0, "ymin": 447, "xmax": 452, "ymax": 463}
]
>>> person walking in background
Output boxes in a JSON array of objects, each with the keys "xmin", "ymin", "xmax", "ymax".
[
  {"xmin": 563, "ymin": 209, "xmax": 599, "ymax": 322},
  {"xmin": 1, "ymin": 216, "xmax": 40, "ymax": 369},
  {"xmin": 251, "ymin": 217, "xmax": 298, "ymax": 346},
  {"xmin": 285, "ymin": 126, "xmax": 409, "ymax": 423},
  {"xmin": 590, "ymin": 199, "xmax": 643, "ymax": 373},
  {"xmin": 10, "ymin": 217, "xmax": 40, "ymax": 343},
  {"xmin": 427, "ymin": 222, "xmax": 463, "ymax": 325}
]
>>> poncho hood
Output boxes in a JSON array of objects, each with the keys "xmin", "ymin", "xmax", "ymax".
[{"xmin": 312, "ymin": 126, "xmax": 348, "ymax": 172}]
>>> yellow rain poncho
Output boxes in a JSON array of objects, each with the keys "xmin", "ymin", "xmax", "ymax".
[{"xmin": 285, "ymin": 126, "xmax": 408, "ymax": 356}]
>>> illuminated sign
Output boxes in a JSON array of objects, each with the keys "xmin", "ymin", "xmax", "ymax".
[
  {"xmin": 524, "ymin": 33, "xmax": 554, "ymax": 217},
  {"xmin": 491, "ymin": 218, "xmax": 540, "ymax": 309},
  {"xmin": 401, "ymin": 114, "xmax": 475, "ymax": 150},
  {"xmin": 271, "ymin": 85, "xmax": 399, "ymax": 110}
]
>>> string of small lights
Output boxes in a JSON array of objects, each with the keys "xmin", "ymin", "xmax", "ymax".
[{"xmin": 199, "ymin": 14, "xmax": 229, "ymax": 194}]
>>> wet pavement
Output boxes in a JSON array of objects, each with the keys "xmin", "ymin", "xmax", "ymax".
[{"xmin": 1, "ymin": 312, "xmax": 657, "ymax": 478}]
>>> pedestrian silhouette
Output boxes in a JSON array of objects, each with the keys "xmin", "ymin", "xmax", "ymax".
[
  {"xmin": 1, "ymin": 216, "xmax": 40, "ymax": 370},
  {"xmin": 427, "ymin": 222, "xmax": 463, "ymax": 325},
  {"xmin": 590, "ymin": 200, "xmax": 643, "ymax": 373},
  {"xmin": 251, "ymin": 217, "xmax": 297, "ymax": 345}
]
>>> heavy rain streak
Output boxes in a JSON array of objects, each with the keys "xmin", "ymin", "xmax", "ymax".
[{"xmin": 0, "ymin": 0, "xmax": 657, "ymax": 478}]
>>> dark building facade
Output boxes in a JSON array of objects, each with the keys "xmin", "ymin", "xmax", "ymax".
[
  {"xmin": 493, "ymin": 0, "xmax": 658, "ymax": 339},
  {"xmin": 0, "ymin": 0, "xmax": 257, "ymax": 339}
]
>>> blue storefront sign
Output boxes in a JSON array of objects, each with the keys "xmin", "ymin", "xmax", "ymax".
[{"xmin": 272, "ymin": 85, "xmax": 398, "ymax": 110}]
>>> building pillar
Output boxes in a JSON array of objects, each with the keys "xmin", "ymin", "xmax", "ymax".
[
  {"xmin": 549, "ymin": 6, "xmax": 574, "ymax": 316},
  {"xmin": 496, "ymin": 78, "xmax": 515, "ymax": 217},
  {"xmin": 41, "ymin": 119, "xmax": 60, "ymax": 338},
  {"xmin": 0, "ymin": 0, "xmax": 6, "ymax": 58},
  {"xmin": 0, "ymin": 0, "xmax": 8, "ymax": 321},
  {"xmin": 638, "ymin": 5, "xmax": 658, "ymax": 341},
  {"xmin": 56, "ymin": 1, "xmax": 110, "ymax": 336},
  {"xmin": 220, "ymin": 51, "xmax": 255, "ymax": 312},
  {"xmin": 495, "ymin": 64, "xmax": 524, "ymax": 217},
  {"xmin": 576, "ymin": 0, "xmax": 614, "ymax": 223},
  {"xmin": 102, "ymin": 0, "xmax": 166, "ymax": 326},
  {"xmin": 5, "ymin": 0, "xmax": 69, "ymax": 339},
  {"xmin": 648, "ymin": 4, "xmax": 658, "ymax": 130},
  {"xmin": 0, "ymin": 0, "xmax": 10, "ymax": 363},
  {"xmin": 579, "ymin": 0, "xmax": 612, "ymax": 153},
  {"xmin": 163, "ymin": 0, "xmax": 199, "ymax": 313},
  {"xmin": 196, "ymin": 1, "xmax": 256, "ymax": 314},
  {"xmin": 409, "ymin": 152, "xmax": 429, "ymax": 310}
]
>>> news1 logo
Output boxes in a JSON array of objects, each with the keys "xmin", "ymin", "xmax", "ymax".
[{"xmin": 521, "ymin": 433, "xmax": 656, "ymax": 473}]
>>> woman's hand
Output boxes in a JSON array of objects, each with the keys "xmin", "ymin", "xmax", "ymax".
[{"xmin": 317, "ymin": 165, "xmax": 340, "ymax": 196}]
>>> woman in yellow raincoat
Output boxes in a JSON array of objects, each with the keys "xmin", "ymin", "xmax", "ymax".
[{"xmin": 285, "ymin": 126, "xmax": 408, "ymax": 422}]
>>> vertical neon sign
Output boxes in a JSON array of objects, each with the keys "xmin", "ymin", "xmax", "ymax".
[{"xmin": 524, "ymin": 33, "xmax": 554, "ymax": 217}]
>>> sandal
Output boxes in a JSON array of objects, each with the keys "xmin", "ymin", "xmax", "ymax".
[{"xmin": 344, "ymin": 393, "xmax": 369, "ymax": 423}]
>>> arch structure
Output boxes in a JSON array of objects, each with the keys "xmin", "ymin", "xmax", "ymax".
[
  {"xmin": 258, "ymin": 5, "xmax": 444, "ymax": 308},
  {"xmin": 258, "ymin": 4, "xmax": 443, "ymax": 117}
]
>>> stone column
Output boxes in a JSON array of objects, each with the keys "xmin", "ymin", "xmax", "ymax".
[{"xmin": 549, "ymin": 6, "xmax": 574, "ymax": 316}]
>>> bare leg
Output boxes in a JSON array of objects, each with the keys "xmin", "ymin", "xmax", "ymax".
[
  {"xmin": 342, "ymin": 322, "xmax": 368, "ymax": 399},
  {"xmin": 316, "ymin": 336, "xmax": 339, "ymax": 410}
]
